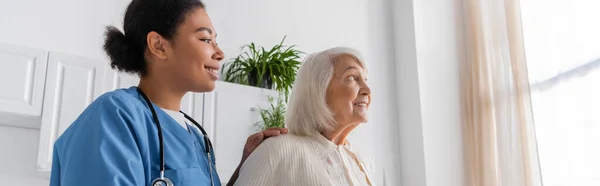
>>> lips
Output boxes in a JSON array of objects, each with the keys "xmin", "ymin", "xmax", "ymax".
[
  {"xmin": 206, "ymin": 67, "xmax": 218, "ymax": 73},
  {"xmin": 353, "ymin": 102, "xmax": 367, "ymax": 106},
  {"xmin": 204, "ymin": 63, "xmax": 220, "ymax": 80},
  {"xmin": 204, "ymin": 64, "xmax": 220, "ymax": 73},
  {"xmin": 353, "ymin": 97, "xmax": 369, "ymax": 107}
]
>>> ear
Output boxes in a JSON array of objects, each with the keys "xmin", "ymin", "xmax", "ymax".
[{"xmin": 146, "ymin": 31, "xmax": 169, "ymax": 60}]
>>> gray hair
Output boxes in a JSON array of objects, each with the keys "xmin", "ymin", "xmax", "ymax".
[{"xmin": 285, "ymin": 47, "xmax": 369, "ymax": 136}]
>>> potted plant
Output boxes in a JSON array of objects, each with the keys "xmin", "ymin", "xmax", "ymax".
[
  {"xmin": 221, "ymin": 36, "xmax": 303, "ymax": 99},
  {"xmin": 251, "ymin": 96, "xmax": 286, "ymax": 132}
]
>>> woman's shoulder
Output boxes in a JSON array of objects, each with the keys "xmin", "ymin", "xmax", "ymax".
[
  {"xmin": 258, "ymin": 134, "xmax": 309, "ymax": 152},
  {"xmin": 262, "ymin": 133, "xmax": 308, "ymax": 145},
  {"xmin": 248, "ymin": 134, "xmax": 317, "ymax": 159},
  {"xmin": 236, "ymin": 134, "xmax": 334, "ymax": 186},
  {"xmin": 241, "ymin": 134, "xmax": 328, "ymax": 171}
]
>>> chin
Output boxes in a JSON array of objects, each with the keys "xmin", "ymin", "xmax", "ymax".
[
  {"xmin": 352, "ymin": 117, "xmax": 369, "ymax": 124},
  {"xmin": 190, "ymin": 81, "xmax": 216, "ymax": 93},
  {"xmin": 353, "ymin": 113, "xmax": 369, "ymax": 123}
]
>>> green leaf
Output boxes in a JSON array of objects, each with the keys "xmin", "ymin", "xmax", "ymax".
[{"xmin": 251, "ymin": 96, "xmax": 287, "ymax": 132}]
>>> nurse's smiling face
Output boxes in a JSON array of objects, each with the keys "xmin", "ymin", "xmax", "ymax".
[{"xmin": 147, "ymin": 7, "xmax": 224, "ymax": 93}]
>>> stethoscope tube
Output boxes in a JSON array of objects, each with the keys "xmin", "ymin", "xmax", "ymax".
[
  {"xmin": 182, "ymin": 112, "xmax": 215, "ymax": 186},
  {"xmin": 137, "ymin": 88, "xmax": 214, "ymax": 186}
]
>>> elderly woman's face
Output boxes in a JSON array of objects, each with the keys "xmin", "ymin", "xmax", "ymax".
[{"xmin": 326, "ymin": 55, "xmax": 371, "ymax": 126}]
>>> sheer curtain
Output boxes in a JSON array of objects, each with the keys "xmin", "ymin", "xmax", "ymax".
[{"xmin": 461, "ymin": 0, "xmax": 542, "ymax": 185}]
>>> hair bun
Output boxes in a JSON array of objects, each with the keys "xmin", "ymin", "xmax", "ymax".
[{"xmin": 102, "ymin": 26, "xmax": 145, "ymax": 75}]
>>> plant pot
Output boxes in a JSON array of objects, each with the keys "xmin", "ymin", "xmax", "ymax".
[{"xmin": 248, "ymin": 69, "xmax": 274, "ymax": 89}]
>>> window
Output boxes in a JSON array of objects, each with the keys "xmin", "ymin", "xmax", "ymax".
[{"xmin": 520, "ymin": 0, "xmax": 600, "ymax": 185}]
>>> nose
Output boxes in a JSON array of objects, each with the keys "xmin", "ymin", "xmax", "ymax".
[
  {"xmin": 359, "ymin": 80, "xmax": 371, "ymax": 96},
  {"xmin": 212, "ymin": 45, "xmax": 225, "ymax": 61}
]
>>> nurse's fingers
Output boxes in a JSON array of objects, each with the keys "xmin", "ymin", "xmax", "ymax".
[
  {"xmin": 260, "ymin": 130, "xmax": 281, "ymax": 139},
  {"xmin": 265, "ymin": 127, "xmax": 288, "ymax": 134},
  {"xmin": 261, "ymin": 127, "xmax": 288, "ymax": 138}
]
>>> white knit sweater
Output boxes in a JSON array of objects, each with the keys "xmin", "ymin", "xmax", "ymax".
[{"xmin": 234, "ymin": 134, "xmax": 374, "ymax": 186}]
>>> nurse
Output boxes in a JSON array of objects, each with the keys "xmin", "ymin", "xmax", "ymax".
[{"xmin": 49, "ymin": 0, "xmax": 287, "ymax": 186}]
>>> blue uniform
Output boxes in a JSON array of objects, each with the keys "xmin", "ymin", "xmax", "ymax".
[{"xmin": 49, "ymin": 87, "xmax": 221, "ymax": 186}]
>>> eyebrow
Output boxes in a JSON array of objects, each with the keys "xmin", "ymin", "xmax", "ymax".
[
  {"xmin": 195, "ymin": 27, "xmax": 213, "ymax": 35},
  {"xmin": 344, "ymin": 66, "xmax": 359, "ymax": 72}
]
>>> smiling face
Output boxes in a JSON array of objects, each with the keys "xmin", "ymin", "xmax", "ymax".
[
  {"xmin": 325, "ymin": 54, "xmax": 371, "ymax": 126},
  {"xmin": 148, "ymin": 7, "xmax": 224, "ymax": 93}
]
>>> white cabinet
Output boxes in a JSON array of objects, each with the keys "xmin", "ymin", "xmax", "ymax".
[
  {"xmin": 0, "ymin": 43, "xmax": 48, "ymax": 128},
  {"xmin": 203, "ymin": 81, "xmax": 279, "ymax": 184},
  {"xmin": 36, "ymin": 52, "xmax": 108, "ymax": 171},
  {"xmin": 104, "ymin": 69, "xmax": 140, "ymax": 91}
]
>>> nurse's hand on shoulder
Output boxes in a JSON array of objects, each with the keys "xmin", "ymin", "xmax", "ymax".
[{"xmin": 241, "ymin": 127, "xmax": 288, "ymax": 163}]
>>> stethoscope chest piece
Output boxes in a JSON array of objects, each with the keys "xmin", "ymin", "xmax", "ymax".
[{"xmin": 152, "ymin": 177, "xmax": 174, "ymax": 186}]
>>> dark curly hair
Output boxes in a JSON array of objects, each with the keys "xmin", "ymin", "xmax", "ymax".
[{"xmin": 103, "ymin": 0, "xmax": 206, "ymax": 76}]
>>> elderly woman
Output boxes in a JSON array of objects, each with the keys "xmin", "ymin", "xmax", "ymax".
[{"xmin": 234, "ymin": 47, "xmax": 373, "ymax": 186}]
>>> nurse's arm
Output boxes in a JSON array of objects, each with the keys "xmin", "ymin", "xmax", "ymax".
[{"xmin": 51, "ymin": 96, "xmax": 146, "ymax": 186}]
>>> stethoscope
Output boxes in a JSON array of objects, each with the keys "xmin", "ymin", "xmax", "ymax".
[{"xmin": 137, "ymin": 87, "xmax": 215, "ymax": 186}]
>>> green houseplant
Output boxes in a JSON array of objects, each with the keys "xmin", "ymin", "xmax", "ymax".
[
  {"xmin": 251, "ymin": 96, "xmax": 286, "ymax": 132},
  {"xmin": 221, "ymin": 36, "xmax": 303, "ymax": 99}
]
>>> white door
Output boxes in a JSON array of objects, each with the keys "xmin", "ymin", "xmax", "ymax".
[
  {"xmin": 202, "ymin": 81, "xmax": 279, "ymax": 184},
  {"xmin": 0, "ymin": 43, "xmax": 47, "ymax": 120},
  {"xmin": 36, "ymin": 52, "xmax": 107, "ymax": 171}
]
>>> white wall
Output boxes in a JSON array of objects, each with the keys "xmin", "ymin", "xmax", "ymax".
[
  {"xmin": 205, "ymin": 0, "xmax": 370, "ymax": 56},
  {"xmin": 363, "ymin": 0, "xmax": 404, "ymax": 185},
  {"xmin": 0, "ymin": 0, "xmax": 402, "ymax": 185},
  {"xmin": 414, "ymin": 0, "xmax": 465, "ymax": 185},
  {"xmin": 391, "ymin": 0, "xmax": 428, "ymax": 184},
  {"xmin": 392, "ymin": 0, "xmax": 467, "ymax": 185},
  {"xmin": 0, "ymin": 0, "xmax": 129, "ymax": 60}
]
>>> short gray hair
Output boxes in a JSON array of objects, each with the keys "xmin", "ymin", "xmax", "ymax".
[{"xmin": 286, "ymin": 47, "xmax": 369, "ymax": 136}]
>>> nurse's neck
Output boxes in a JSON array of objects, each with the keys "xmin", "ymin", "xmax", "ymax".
[{"xmin": 137, "ymin": 76, "xmax": 185, "ymax": 112}]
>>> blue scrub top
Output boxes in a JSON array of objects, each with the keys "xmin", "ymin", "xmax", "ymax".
[{"xmin": 49, "ymin": 87, "xmax": 221, "ymax": 186}]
